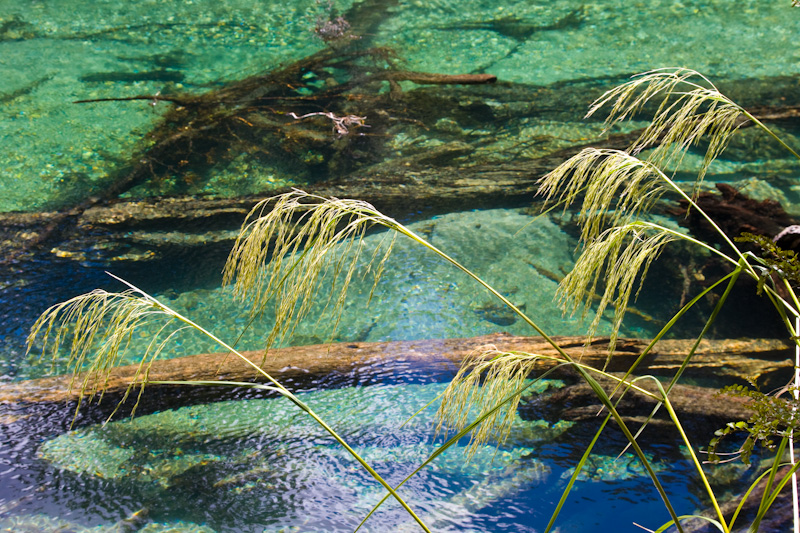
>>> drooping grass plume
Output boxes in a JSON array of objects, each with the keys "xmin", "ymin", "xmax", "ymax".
[
  {"xmin": 558, "ymin": 223, "xmax": 675, "ymax": 358},
  {"xmin": 223, "ymin": 190, "xmax": 397, "ymax": 355},
  {"xmin": 587, "ymin": 67, "xmax": 746, "ymax": 189},
  {"xmin": 538, "ymin": 148, "xmax": 667, "ymax": 243},
  {"xmin": 436, "ymin": 346, "xmax": 545, "ymax": 459},
  {"xmin": 26, "ymin": 286, "xmax": 182, "ymax": 418},
  {"xmin": 27, "ymin": 274, "xmax": 432, "ymax": 530},
  {"xmin": 538, "ymin": 149, "xmax": 679, "ymax": 353},
  {"xmin": 537, "ymin": 72, "xmax": 783, "ymax": 356}
]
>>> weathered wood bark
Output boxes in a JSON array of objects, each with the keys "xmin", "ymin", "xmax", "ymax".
[
  {"xmin": 522, "ymin": 375, "xmax": 757, "ymax": 445},
  {"xmin": 1, "ymin": 333, "xmax": 791, "ymax": 407}
]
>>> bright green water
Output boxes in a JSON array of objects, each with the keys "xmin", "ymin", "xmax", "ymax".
[
  {"xmin": 1, "ymin": 0, "xmax": 798, "ymax": 531},
  {"xmin": 2, "ymin": 0, "xmax": 800, "ymax": 211}
]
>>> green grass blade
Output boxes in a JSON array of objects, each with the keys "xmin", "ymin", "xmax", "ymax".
[
  {"xmin": 653, "ymin": 515, "xmax": 726, "ymax": 533},
  {"xmin": 545, "ymin": 413, "xmax": 611, "ymax": 532},
  {"xmin": 729, "ymin": 465, "xmax": 787, "ymax": 529},
  {"xmin": 648, "ymin": 377, "xmax": 728, "ymax": 531},
  {"xmin": 616, "ymin": 266, "xmax": 742, "ymax": 457},
  {"xmin": 354, "ymin": 370, "xmax": 565, "ymax": 532}
]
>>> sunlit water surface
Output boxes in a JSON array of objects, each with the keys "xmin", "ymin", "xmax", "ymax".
[{"xmin": 1, "ymin": 0, "xmax": 797, "ymax": 531}]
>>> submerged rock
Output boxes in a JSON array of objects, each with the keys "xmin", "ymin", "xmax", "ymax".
[
  {"xmin": 560, "ymin": 452, "xmax": 669, "ymax": 483},
  {"xmin": 39, "ymin": 383, "xmax": 564, "ymax": 478},
  {"xmin": 39, "ymin": 382, "xmax": 567, "ymax": 530},
  {"xmin": 34, "ymin": 379, "xmax": 687, "ymax": 530}
]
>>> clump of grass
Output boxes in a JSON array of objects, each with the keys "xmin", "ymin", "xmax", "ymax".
[
  {"xmin": 28, "ymin": 66, "xmax": 800, "ymax": 533},
  {"xmin": 436, "ymin": 347, "xmax": 544, "ymax": 459},
  {"xmin": 434, "ymin": 68, "xmax": 800, "ymax": 532},
  {"xmin": 223, "ymin": 190, "xmax": 397, "ymax": 356},
  {"xmin": 26, "ymin": 280, "xmax": 187, "ymax": 419}
]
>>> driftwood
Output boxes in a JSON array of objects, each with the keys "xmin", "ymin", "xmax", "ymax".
[
  {"xmin": 531, "ymin": 377, "xmax": 756, "ymax": 427},
  {"xmin": 382, "ymin": 71, "xmax": 497, "ymax": 86},
  {"xmin": 4, "ymin": 333, "xmax": 793, "ymax": 528},
  {"xmin": 1, "ymin": 333, "xmax": 791, "ymax": 408}
]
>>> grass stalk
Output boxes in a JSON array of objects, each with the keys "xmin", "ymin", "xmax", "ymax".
[
  {"xmin": 33, "ymin": 272, "xmax": 432, "ymax": 533},
  {"xmin": 652, "ymin": 378, "xmax": 729, "ymax": 531}
]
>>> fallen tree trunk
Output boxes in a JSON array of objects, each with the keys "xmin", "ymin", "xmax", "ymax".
[
  {"xmin": 4, "ymin": 73, "xmax": 800, "ymax": 264},
  {"xmin": 0, "ymin": 129, "xmax": 648, "ymax": 263},
  {"xmin": 522, "ymin": 375, "xmax": 757, "ymax": 444},
  {"xmin": 1, "ymin": 333, "xmax": 791, "ymax": 407},
  {"xmin": 671, "ymin": 182, "xmax": 799, "ymax": 247}
]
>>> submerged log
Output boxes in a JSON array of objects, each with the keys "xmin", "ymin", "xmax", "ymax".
[
  {"xmin": 672, "ymin": 182, "xmax": 799, "ymax": 247},
  {"xmin": 5, "ymin": 64, "xmax": 800, "ymax": 265},
  {"xmin": 0, "ymin": 0, "xmax": 503, "ymax": 264},
  {"xmin": 523, "ymin": 375, "xmax": 756, "ymax": 440},
  {"xmin": 1, "ymin": 333, "xmax": 791, "ymax": 407},
  {"xmin": 684, "ymin": 464, "xmax": 797, "ymax": 533},
  {"xmin": 4, "ymin": 65, "xmax": 800, "ymax": 265},
  {"xmin": 0, "ymin": 129, "xmax": 646, "ymax": 263}
]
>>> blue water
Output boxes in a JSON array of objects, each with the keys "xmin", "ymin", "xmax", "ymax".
[
  {"xmin": 1, "ymin": 0, "xmax": 797, "ymax": 531},
  {"xmin": 1, "ymin": 370, "xmax": 736, "ymax": 533}
]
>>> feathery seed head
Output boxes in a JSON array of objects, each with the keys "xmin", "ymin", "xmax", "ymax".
[
  {"xmin": 588, "ymin": 68, "xmax": 745, "ymax": 190},
  {"xmin": 437, "ymin": 347, "xmax": 545, "ymax": 459},
  {"xmin": 223, "ymin": 190, "xmax": 399, "ymax": 355},
  {"xmin": 26, "ymin": 287, "xmax": 181, "ymax": 421},
  {"xmin": 538, "ymin": 148, "xmax": 666, "ymax": 244},
  {"xmin": 558, "ymin": 224, "xmax": 674, "ymax": 359}
]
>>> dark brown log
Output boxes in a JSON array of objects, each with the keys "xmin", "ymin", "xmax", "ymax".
[
  {"xmin": 671, "ymin": 182, "xmax": 799, "ymax": 247},
  {"xmin": 741, "ymin": 104, "xmax": 800, "ymax": 125},
  {"xmin": 527, "ymin": 375, "xmax": 756, "ymax": 434},
  {"xmin": 1, "ymin": 333, "xmax": 791, "ymax": 407},
  {"xmin": 382, "ymin": 71, "xmax": 497, "ymax": 85}
]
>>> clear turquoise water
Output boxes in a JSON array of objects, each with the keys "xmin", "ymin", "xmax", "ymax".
[{"xmin": 1, "ymin": 0, "xmax": 797, "ymax": 531}]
